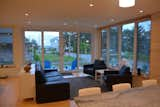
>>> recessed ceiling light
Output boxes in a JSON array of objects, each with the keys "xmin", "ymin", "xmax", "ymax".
[
  {"xmin": 63, "ymin": 22, "xmax": 67, "ymax": 25},
  {"xmin": 27, "ymin": 20, "xmax": 31, "ymax": 25},
  {"xmin": 25, "ymin": 13, "xmax": 29, "ymax": 16},
  {"xmin": 111, "ymin": 19, "xmax": 115, "ymax": 22},
  {"xmin": 89, "ymin": 3, "xmax": 94, "ymax": 7},
  {"xmin": 139, "ymin": 10, "xmax": 144, "ymax": 13}
]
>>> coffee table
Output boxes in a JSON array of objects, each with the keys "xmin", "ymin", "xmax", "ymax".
[{"xmin": 95, "ymin": 68, "xmax": 118, "ymax": 84}]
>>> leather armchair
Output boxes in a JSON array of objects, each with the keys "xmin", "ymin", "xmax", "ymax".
[
  {"xmin": 83, "ymin": 60, "xmax": 107, "ymax": 76},
  {"xmin": 103, "ymin": 65, "xmax": 132, "ymax": 91}
]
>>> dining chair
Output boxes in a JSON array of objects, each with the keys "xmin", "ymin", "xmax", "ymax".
[
  {"xmin": 142, "ymin": 79, "xmax": 158, "ymax": 87},
  {"xmin": 112, "ymin": 83, "xmax": 131, "ymax": 92},
  {"xmin": 78, "ymin": 87, "xmax": 101, "ymax": 96}
]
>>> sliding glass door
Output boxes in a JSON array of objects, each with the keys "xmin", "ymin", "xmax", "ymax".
[
  {"xmin": 109, "ymin": 26, "xmax": 119, "ymax": 66},
  {"xmin": 79, "ymin": 33, "xmax": 92, "ymax": 69},
  {"xmin": 43, "ymin": 31, "xmax": 60, "ymax": 69},
  {"xmin": 101, "ymin": 30, "xmax": 107, "ymax": 63},
  {"xmin": 137, "ymin": 20, "xmax": 151, "ymax": 75},
  {"xmin": 24, "ymin": 31, "xmax": 42, "ymax": 64},
  {"xmin": 121, "ymin": 23, "xmax": 134, "ymax": 70},
  {"xmin": 63, "ymin": 32, "xmax": 78, "ymax": 71},
  {"xmin": 25, "ymin": 31, "xmax": 92, "ymax": 72},
  {"xmin": 101, "ymin": 19, "xmax": 151, "ymax": 75}
]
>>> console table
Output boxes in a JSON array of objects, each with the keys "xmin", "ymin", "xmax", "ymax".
[{"xmin": 19, "ymin": 64, "xmax": 35, "ymax": 100}]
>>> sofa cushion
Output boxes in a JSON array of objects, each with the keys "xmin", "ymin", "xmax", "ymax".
[
  {"xmin": 45, "ymin": 79, "xmax": 69, "ymax": 85},
  {"xmin": 45, "ymin": 76, "xmax": 63, "ymax": 82},
  {"xmin": 45, "ymin": 71, "xmax": 62, "ymax": 77}
]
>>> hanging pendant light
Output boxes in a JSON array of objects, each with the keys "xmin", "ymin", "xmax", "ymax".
[{"xmin": 119, "ymin": 0, "xmax": 135, "ymax": 8}]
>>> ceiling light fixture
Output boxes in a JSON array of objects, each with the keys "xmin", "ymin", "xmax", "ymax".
[
  {"xmin": 111, "ymin": 19, "xmax": 115, "ymax": 22},
  {"xmin": 119, "ymin": 0, "xmax": 135, "ymax": 8},
  {"xmin": 89, "ymin": 0, "xmax": 94, "ymax": 7},
  {"xmin": 25, "ymin": 13, "xmax": 29, "ymax": 16},
  {"xmin": 63, "ymin": 22, "xmax": 67, "ymax": 25},
  {"xmin": 139, "ymin": 10, "xmax": 144, "ymax": 13},
  {"xmin": 26, "ymin": 20, "xmax": 31, "ymax": 25},
  {"xmin": 89, "ymin": 3, "xmax": 94, "ymax": 7}
]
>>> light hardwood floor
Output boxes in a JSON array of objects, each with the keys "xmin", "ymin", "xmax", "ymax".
[{"xmin": 0, "ymin": 77, "xmax": 77, "ymax": 107}]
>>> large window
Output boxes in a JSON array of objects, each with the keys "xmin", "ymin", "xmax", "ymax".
[
  {"xmin": 101, "ymin": 19, "xmax": 151, "ymax": 75},
  {"xmin": 44, "ymin": 31, "xmax": 59, "ymax": 69},
  {"xmin": 109, "ymin": 26, "xmax": 119, "ymax": 66},
  {"xmin": 101, "ymin": 30, "xmax": 107, "ymax": 63},
  {"xmin": 25, "ymin": 31, "xmax": 92, "ymax": 72},
  {"xmin": 137, "ymin": 20, "xmax": 151, "ymax": 75},
  {"xmin": 0, "ymin": 28, "xmax": 13, "ymax": 65},
  {"xmin": 24, "ymin": 31, "xmax": 42, "ymax": 64},
  {"xmin": 79, "ymin": 33, "xmax": 92, "ymax": 68},
  {"xmin": 63, "ymin": 32, "xmax": 78, "ymax": 71},
  {"xmin": 121, "ymin": 23, "xmax": 135, "ymax": 70}
]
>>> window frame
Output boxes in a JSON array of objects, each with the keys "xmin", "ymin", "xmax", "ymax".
[
  {"xmin": 24, "ymin": 30, "xmax": 92, "ymax": 72},
  {"xmin": 100, "ymin": 18, "xmax": 151, "ymax": 75}
]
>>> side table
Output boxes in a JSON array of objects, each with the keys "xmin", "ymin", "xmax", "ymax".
[{"xmin": 95, "ymin": 69, "xmax": 105, "ymax": 84}]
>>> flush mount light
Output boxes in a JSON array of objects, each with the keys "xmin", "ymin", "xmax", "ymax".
[
  {"xmin": 25, "ymin": 13, "xmax": 29, "ymax": 16},
  {"xmin": 63, "ymin": 22, "xmax": 67, "ymax": 25},
  {"xmin": 119, "ymin": 0, "xmax": 135, "ymax": 8},
  {"xmin": 89, "ymin": 0, "xmax": 94, "ymax": 7},
  {"xmin": 26, "ymin": 20, "xmax": 31, "ymax": 25},
  {"xmin": 139, "ymin": 10, "xmax": 144, "ymax": 13},
  {"xmin": 89, "ymin": 3, "xmax": 94, "ymax": 7},
  {"xmin": 111, "ymin": 18, "xmax": 115, "ymax": 22}
]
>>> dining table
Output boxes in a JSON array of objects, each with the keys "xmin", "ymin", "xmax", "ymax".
[{"xmin": 74, "ymin": 85, "xmax": 160, "ymax": 107}]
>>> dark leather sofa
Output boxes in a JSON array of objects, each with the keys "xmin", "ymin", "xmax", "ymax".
[
  {"xmin": 35, "ymin": 63, "xmax": 70, "ymax": 103},
  {"xmin": 103, "ymin": 65, "xmax": 132, "ymax": 91},
  {"xmin": 83, "ymin": 60, "xmax": 107, "ymax": 76}
]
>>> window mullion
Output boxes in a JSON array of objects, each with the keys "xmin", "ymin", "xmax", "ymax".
[
  {"xmin": 106, "ymin": 29, "xmax": 110, "ymax": 66},
  {"xmin": 59, "ymin": 31, "xmax": 64, "ymax": 72},
  {"xmin": 133, "ymin": 22, "xmax": 138, "ymax": 74},
  {"xmin": 118, "ymin": 26, "xmax": 122, "ymax": 66},
  {"xmin": 77, "ymin": 32, "xmax": 80, "ymax": 71},
  {"xmin": 41, "ymin": 31, "xmax": 44, "ymax": 68}
]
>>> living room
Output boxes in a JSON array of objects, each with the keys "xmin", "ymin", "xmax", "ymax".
[{"xmin": 0, "ymin": 0, "xmax": 160, "ymax": 107}]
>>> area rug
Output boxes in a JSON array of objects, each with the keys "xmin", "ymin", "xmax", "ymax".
[{"xmin": 66, "ymin": 76, "xmax": 108, "ymax": 99}]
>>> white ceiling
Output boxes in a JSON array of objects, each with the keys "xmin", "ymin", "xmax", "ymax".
[{"xmin": 0, "ymin": 0, "xmax": 160, "ymax": 29}]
